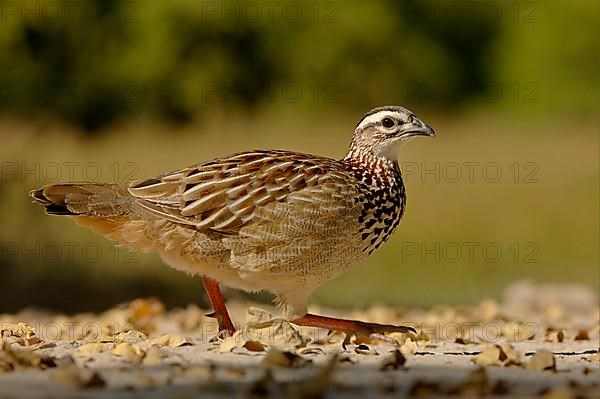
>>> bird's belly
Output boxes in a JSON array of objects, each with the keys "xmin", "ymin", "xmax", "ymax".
[
  {"xmin": 133, "ymin": 213, "xmax": 377, "ymax": 297},
  {"xmin": 156, "ymin": 231, "xmax": 368, "ymax": 295},
  {"xmin": 156, "ymin": 247, "xmax": 266, "ymax": 292}
]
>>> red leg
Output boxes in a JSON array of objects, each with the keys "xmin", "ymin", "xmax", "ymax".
[
  {"xmin": 291, "ymin": 313, "xmax": 416, "ymax": 337},
  {"xmin": 202, "ymin": 276, "xmax": 235, "ymax": 338}
]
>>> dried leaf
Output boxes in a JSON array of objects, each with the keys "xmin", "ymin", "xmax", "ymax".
[
  {"xmin": 129, "ymin": 298, "xmax": 165, "ymax": 333},
  {"xmin": 25, "ymin": 336, "xmax": 42, "ymax": 346},
  {"xmin": 142, "ymin": 346, "xmax": 166, "ymax": 366},
  {"xmin": 583, "ymin": 352, "xmax": 599, "ymax": 363},
  {"xmin": 0, "ymin": 341, "xmax": 55, "ymax": 371},
  {"xmin": 261, "ymin": 348, "xmax": 310, "ymax": 368},
  {"xmin": 149, "ymin": 335, "xmax": 171, "ymax": 346},
  {"xmin": 148, "ymin": 334, "xmax": 193, "ymax": 348},
  {"xmin": 297, "ymin": 347, "xmax": 326, "ymax": 356},
  {"xmin": 219, "ymin": 336, "xmax": 239, "ymax": 353},
  {"xmin": 311, "ymin": 331, "xmax": 347, "ymax": 347},
  {"xmin": 114, "ymin": 329, "xmax": 148, "ymax": 343},
  {"xmin": 414, "ymin": 329, "xmax": 430, "ymax": 342},
  {"xmin": 112, "ymin": 342, "xmax": 143, "ymax": 361},
  {"xmin": 499, "ymin": 343, "xmax": 523, "ymax": 366},
  {"xmin": 545, "ymin": 328, "xmax": 565, "ymax": 343},
  {"xmin": 243, "ymin": 340, "xmax": 266, "ymax": 352},
  {"xmin": 380, "ymin": 349, "xmax": 406, "ymax": 370},
  {"xmin": 474, "ymin": 346, "xmax": 503, "ymax": 366},
  {"xmin": 240, "ymin": 308, "xmax": 308, "ymax": 350},
  {"xmin": 474, "ymin": 344, "xmax": 522, "ymax": 367},
  {"xmin": 400, "ymin": 338, "xmax": 417, "ymax": 356},
  {"xmin": 0, "ymin": 323, "xmax": 41, "ymax": 347},
  {"xmin": 1, "ymin": 322, "xmax": 36, "ymax": 340},
  {"xmin": 77, "ymin": 343, "xmax": 108, "ymax": 354},
  {"xmin": 246, "ymin": 307, "xmax": 275, "ymax": 323},
  {"xmin": 502, "ymin": 322, "xmax": 535, "ymax": 341},
  {"xmin": 526, "ymin": 349, "xmax": 556, "ymax": 371},
  {"xmin": 388, "ymin": 331, "xmax": 417, "ymax": 347},
  {"xmin": 166, "ymin": 335, "xmax": 193, "ymax": 347},
  {"xmin": 354, "ymin": 344, "xmax": 377, "ymax": 356}
]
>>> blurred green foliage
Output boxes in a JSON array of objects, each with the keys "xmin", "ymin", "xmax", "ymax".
[{"xmin": 0, "ymin": 0, "xmax": 597, "ymax": 130}]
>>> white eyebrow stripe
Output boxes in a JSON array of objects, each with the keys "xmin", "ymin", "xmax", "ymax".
[{"xmin": 356, "ymin": 111, "xmax": 401, "ymax": 130}]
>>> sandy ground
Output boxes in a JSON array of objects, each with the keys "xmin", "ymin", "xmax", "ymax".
[{"xmin": 1, "ymin": 280, "xmax": 598, "ymax": 398}]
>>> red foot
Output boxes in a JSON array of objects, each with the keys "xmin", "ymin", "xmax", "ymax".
[
  {"xmin": 291, "ymin": 313, "xmax": 416, "ymax": 338},
  {"xmin": 202, "ymin": 277, "xmax": 236, "ymax": 341}
]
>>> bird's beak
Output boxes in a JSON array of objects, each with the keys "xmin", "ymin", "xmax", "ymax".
[{"xmin": 398, "ymin": 120, "xmax": 436, "ymax": 139}]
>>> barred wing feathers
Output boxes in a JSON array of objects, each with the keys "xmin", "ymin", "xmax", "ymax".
[{"xmin": 127, "ymin": 151, "xmax": 360, "ymax": 236}]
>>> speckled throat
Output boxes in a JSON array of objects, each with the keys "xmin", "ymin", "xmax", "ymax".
[{"xmin": 342, "ymin": 150, "xmax": 406, "ymax": 256}]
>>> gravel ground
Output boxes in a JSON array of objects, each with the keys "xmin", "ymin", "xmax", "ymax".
[{"xmin": 1, "ymin": 280, "xmax": 598, "ymax": 398}]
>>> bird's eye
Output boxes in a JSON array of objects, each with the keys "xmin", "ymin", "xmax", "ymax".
[{"xmin": 381, "ymin": 118, "xmax": 395, "ymax": 128}]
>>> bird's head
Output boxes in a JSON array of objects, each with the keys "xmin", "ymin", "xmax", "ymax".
[{"xmin": 349, "ymin": 106, "xmax": 435, "ymax": 161}]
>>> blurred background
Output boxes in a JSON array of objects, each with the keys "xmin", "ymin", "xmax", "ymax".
[{"xmin": 0, "ymin": 0, "xmax": 597, "ymax": 313}]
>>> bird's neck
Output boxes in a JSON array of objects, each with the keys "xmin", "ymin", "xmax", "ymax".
[
  {"xmin": 342, "ymin": 148, "xmax": 406, "ymax": 255},
  {"xmin": 342, "ymin": 148, "xmax": 401, "ymax": 179}
]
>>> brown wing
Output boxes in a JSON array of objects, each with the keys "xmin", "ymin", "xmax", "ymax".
[
  {"xmin": 127, "ymin": 150, "xmax": 352, "ymax": 234},
  {"xmin": 222, "ymin": 174, "xmax": 363, "ymax": 277}
]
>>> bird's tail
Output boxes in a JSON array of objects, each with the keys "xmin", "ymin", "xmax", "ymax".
[
  {"xmin": 30, "ymin": 183, "xmax": 131, "ymax": 217},
  {"xmin": 30, "ymin": 183, "xmax": 156, "ymax": 249}
]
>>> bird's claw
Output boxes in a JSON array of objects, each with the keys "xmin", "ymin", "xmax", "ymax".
[
  {"xmin": 208, "ymin": 328, "xmax": 235, "ymax": 343},
  {"xmin": 368, "ymin": 333, "xmax": 400, "ymax": 345},
  {"xmin": 338, "ymin": 322, "xmax": 416, "ymax": 349},
  {"xmin": 353, "ymin": 321, "xmax": 416, "ymax": 337},
  {"xmin": 205, "ymin": 311, "xmax": 236, "ymax": 342}
]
